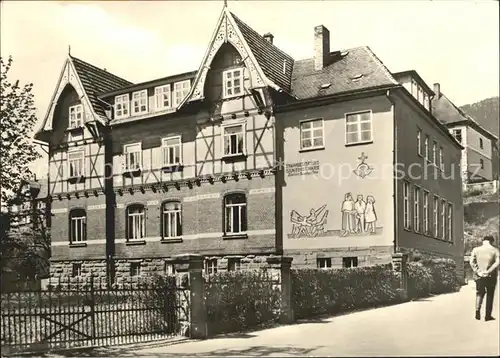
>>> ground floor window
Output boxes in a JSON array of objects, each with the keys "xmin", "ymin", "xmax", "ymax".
[
  {"xmin": 205, "ymin": 259, "xmax": 218, "ymax": 275},
  {"xmin": 317, "ymin": 258, "xmax": 332, "ymax": 269},
  {"xmin": 227, "ymin": 258, "xmax": 241, "ymax": 272},
  {"xmin": 342, "ymin": 257, "xmax": 358, "ymax": 268}
]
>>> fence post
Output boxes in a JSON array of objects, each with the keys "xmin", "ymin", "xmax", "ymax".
[
  {"xmin": 173, "ymin": 254, "xmax": 207, "ymax": 339},
  {"xmin": 392, "ymin": 252, "xmax": 408, "ymax": 301},
  {"xmin": 266, "ymin": 256, "xmax": 294, "ymax": 324}
]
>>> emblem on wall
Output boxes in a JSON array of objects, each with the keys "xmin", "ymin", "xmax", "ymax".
[{"xmin": 353, "ymin": 152, "xmax": 373, "ymax": 179}]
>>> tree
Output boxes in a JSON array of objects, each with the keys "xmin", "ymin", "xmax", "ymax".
[{"xmin": 0, "ymin": 55, "xmax": 41, "ymax": 206}]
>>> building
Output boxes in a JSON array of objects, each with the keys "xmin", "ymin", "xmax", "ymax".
[
  {"xmin": 431, "ymin": 83, "xmax": 499, "ymax": 185},
  {"xmin": 35, "ymin": 5, "xmax": 464, "ymax": 282},
  {"xmin": 7, "ymin": 178, "xmax": 50, "ymax": 230}
]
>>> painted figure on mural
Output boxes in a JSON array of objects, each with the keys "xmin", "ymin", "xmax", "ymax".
[
  {"xmin": 354, "ymin": 195, "xmax": 366, "ymax": 233},
  {"xmin": 290, "ymin": 205, "xmax": 329, "ymax": 238},
  {"xmin": 365, "ymin": 195, "xmax": 377, "ymax": 234},
  {"xmin": 341, "ymin": 193, "xmax": 356, "ymax": 236}
]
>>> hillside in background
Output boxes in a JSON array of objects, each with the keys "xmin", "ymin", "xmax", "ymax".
[{"xmin": 460, "ymin": 96, "xmax": 499, "ymax": 137}]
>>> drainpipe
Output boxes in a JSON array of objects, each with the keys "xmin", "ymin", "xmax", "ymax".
[{"xmin": 386, "ymin": 90, "xmax": 397, "ymax": 254}]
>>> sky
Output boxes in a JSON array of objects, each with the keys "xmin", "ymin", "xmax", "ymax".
[{"xmin": 1, "ymin": 0, "xmax": 499, "ymax": 178}]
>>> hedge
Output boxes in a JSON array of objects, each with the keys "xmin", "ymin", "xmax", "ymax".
[
  {"xmin": 421, "ymin": 258, "xmax": 460, "ymax": 294},
  {"xmin": 291, "ymin": 265, "xmax": 402, "ymax": 319},
  {"xmin": 406, "ymin": 261, "xmax": 433, "ymax": 299}
]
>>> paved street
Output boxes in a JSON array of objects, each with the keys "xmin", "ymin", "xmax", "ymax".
[{"xmin": 60, "ymin": 282, "xmax": 500, "ymax": 357}]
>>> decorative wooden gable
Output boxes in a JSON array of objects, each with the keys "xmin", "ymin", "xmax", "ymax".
[{"xmin": 178, "ymin": 7, "xmax": 280, "ymax": 108}]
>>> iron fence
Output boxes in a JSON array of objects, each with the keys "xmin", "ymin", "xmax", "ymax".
[{"xmin": 0, "ymin": 275, "xmax": 189, "ymax": 355}]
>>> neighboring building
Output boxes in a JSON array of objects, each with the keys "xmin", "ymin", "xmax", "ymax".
[
  {"xmin": 431, "ymin": 83, "xmax": 499, "ymax": 184},
  {"xmin": 7, "ymin": 178, "xmax": 50, "ymax": 230},
  {"xmin": 35, "ymin": 5, "xmax": 464, "ymax": 282}
]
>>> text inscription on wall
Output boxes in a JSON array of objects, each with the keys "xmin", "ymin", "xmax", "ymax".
[{"xmin": 286, "ymin": 160, "xmax": 320, "ymax": 177}]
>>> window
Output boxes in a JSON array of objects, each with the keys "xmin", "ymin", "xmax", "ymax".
[
  {"xmin": 423, "ymin": 94, "xmax": 429, "ymax": 110},
  {"xmin": 162, "ymin": 201, "xmax": 182, "ymax": 239},
  {"xmin": 403, "ymin": 181, "xmax": 411, "ymax": 230},
  {"xmin": 227, "ymin": 258, "xmax": 241, "ymax": 272},
  {"xmin": 72, "ymin": 263, "xmax": 82, "ymax": 277},
  {"xmin": 417, "ymin": 129, "xmax": 422, "ymax": 156},
  {"xmin": 127, "ymin": 204, "xmax": 145, "ymax": 241},
  {"xmin": 224, "ymin": 193, "xmax": 247, "ymax": 235},
  {"xmin": 342, "ymin": 257, "xmax": 358, "ymax": 268},
  {"xmin": 447, "ymin": 202, "xmax": 453, "ymax": 242},
  {"xmin": 317, "ymin": 258, "xmax": 332, "ymax": 269},
  {"xmin": 480, "ymin": 159, "xmax": 484, "ymax": 170},
  {"xmin": 205, "ymin": 259, "xmax": 218, "ymax": 275},
  {"xmin": 479, "ymin": 138, "xmax": 484, "ymax": 150},
  {"xmin": 131, "ymin": 90, "xmax": 148, "ymax": 115},
  {"xmin": 433, "ymin": 195, "xmax": 439, "ymax": 237},
  {"xmin": 115, "ymin": 94, "xmax": 130, "ymax": 118},
  {"xmin": 124, "ymin": 143, "xmax": 142, "ymax": 172},
  {"xmin": 69, "ymin": 208, "xmax": 86, "ymax": 243},
  {"xmin": 452, "ymin": 129, "xmax": 462, "ymax": 144},
  {"xmin": 432, "ymin": 141, "xmax": 437, "ymax": 165},
  {"xmin": 162, "ymin": 136, "xmax": 182, "ymax": 166},
  {"xmin": 345, "ymin": 111, "xmax": 372, "ymax": 145},
  {"xmin": 68, "ymin": 150, "xmax": 84, "ymax": 178},
  {"xmin": 413, "ymin": 186, "xmax": 421, "ymax": 233},
  {"xmin": 424, "ymin": 135, "xmax": 429, "ymax": 161},
  {"xmin": 130, "ymin": 262, "xmax": 141, "ymax": 277},
  {"xmin": 164, "ymin": 262, "xmax": 176, "ymax": 276},
  {"xmin": 300, "ymin": 119, "xmax": 324, "ymax": 150},
  {"xmin": 173, "ymin": 80, "xmax": 191, "ymax": 107},
  {"xmin": 223, "ymin": 124, "xmax": 245, "ymax": 156},
  {"xmin": 155, "ymin": 85, "xmax": 171, "ymax": 110},
  {"xmin": 69, "ymin": 104, "xmax": 83, "ymax": 128},
  {"xmin": 439, "ymin": 147, "xmax": 444, "ymax": 171},
  {"xmin": 441, "ymin": 200, "xmax": 446, "ymax": 239},
  {"xmin": 423, "ymin": 190, "xmax": 430, "ymax": 235},
  {"xmin": 223, "ymin": 68, "xmax": 243, "ymax": 98}
]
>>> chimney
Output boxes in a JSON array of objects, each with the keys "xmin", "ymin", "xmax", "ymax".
[
  {"xmin": 434, "ymin": 83, "xmax": 441, "ymax": 99},
  {"xmin": 314, "ymin": 25, "xmax": 330, "ymax": 71},
  {"xmin": 263, "ymin": 33, "xmax": 274, "ymax": 45}
]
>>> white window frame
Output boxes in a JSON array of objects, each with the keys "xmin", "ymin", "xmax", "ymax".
[
  {"xmin": 222, "ymin": 123, "xmax": 246, "ymax": 157},
  {"xmin": 123, "ymin": 143, "xmax": 142, "ymax": 172},
  {"xmin": 224, "ymin": 193, "xmax": 247, "ymax": 235},
  {"xmin": 67, "ymin": 150, "xmax": 85, "ymax": 178},
  {"xmin": 72, "ymin": 263, "xmax": 82, "ymax": 277},
  {"xmin": 447, "ymin": 202, "xmax": 453, "ymax": 242},
  {"xmin": 115, "ymin": 94, "xmax": 130, "ymax": 119},
  {"xmin": 452, "ymin": 129, "xmax": 462, "ymax": 144},
  {"xmin": 423, "ymin": 190, "xmax": 430, "ymax": 235},
  {"xmin": 69, "ymin": 209, "xmax": 86, "ymax": 243},
  {"xmin": 345, "ymin": 111, "xmax": 373, "ymax": 145},
  {"xmin": 205, "ymin": 259, "xmax": 218, "ymax": 275},
  {"xmin": 164, "ymin": 262, "xmax": 176, "ymax": 276},
  {"xmin": 223, "ymin": 68, "xmax": 244, "ymax": 98},
  {"xmin": 131, "ymin": 90, "xmax": 148, "ymax": 115},
  {"xmin": 342, "ymin": 257, "xmax": 358, "ymax": 268},
  {"xmin": 227, "ymin": 258, "xmax": 241, "ymax": 272},
  {"xmin": 439, "ymin": 147, "xmax": 444, "ymax": 171},
  {"xmin": 154, "ymin": 84, "xmax": 172, "ymax": 111},
  {"xmin": 432, "ymin": 141, "xmax": 437, "ymax": 165},
  {"xmin": 413, "ymin": 186, "xmax": 421, "ymax": 233},
  {"xmin": 424, "ymin": 135, "xmax": 429, "ymax": 161},
  {"xmin": 162, "ymin": 201, "xmax": 182, "ymax": 239},
  {"xmin": 433, "ymin": 195, "xmax": 439, "ymax": 238},
  {"xmin": 317, "ymin": 258, "xmax": 332, "ymax": 270},
  {"xmin": 417, "ymin": 128, "xmax": 422, "ymax": 156},
  {"xmin": 162, "ymin": 136, "xmax": 182, "ymax": 167},
  {"xmin": 403, "ymin": 181, "xmax": 411, "ymax": 230},
  {"xmin": 441, "ymin": 199, "xmax": 446, "ymax": 240},
  {"xmin": 300, "ymin": 118, "xmax": 325, "ymax": 151},
  {"xmin": 69, "ymin": 104, "xmax": 83, "ymax": 129},
  {"xmin": 173, "ymin": 80, "xmax": 191, "ymax": 107},
  {"xmin": 127, "ymin": 205, "xmax": 145, "ymax": 241}
]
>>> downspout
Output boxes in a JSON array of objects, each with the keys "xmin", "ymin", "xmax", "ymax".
[{"xmin": 386, "ymin": 90, "xmax": 397, "ymax": 254}]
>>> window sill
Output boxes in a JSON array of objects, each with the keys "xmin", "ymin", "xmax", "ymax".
[
  {"xmin": 223, "ymin": 233, "xmax": 248, "ymax": 240},
  {"xmin": 67, "ymin": 176, "xmax": 86, "ymax": 184},
  {"xmin": 161, "ymin": 237, "xmax": 183, "ymax": 244},
  {"xmin": 161, "ymin": 164, "xmax": 184, "ymax": 173},
  {"xmin": 126, "ymin": 240, "xmax": 146, "ymax": 246},
  {"xmin": 345, "ymin": 140, "xmax": 373, "ymax": 147},
  {"xmin": 299, "ymin": 146, "xmax": 325, "ymax": 153},
  {"xmin": 66, "ymin": 126, "xmax": 84, "ymax": 134},
  {"xmin": 122, "ymin": 169, "xmax": 142, "ymax": 178},
  {"xmin": 69, "ymin": 242, "xmax": 87, "ymax": 248},
  {"xmin": 222, "ymin": 153, "xmax": 247, "ymax": 162}
]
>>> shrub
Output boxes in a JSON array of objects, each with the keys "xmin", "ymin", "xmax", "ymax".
[
  {"xmin": 291, "ymin": 265, "xmax": 401, "ymax": 320},
  {"xmin": 421, "ymin": 258, "xmax": 460, "ymax": 294},
  {"xmin": 204, "ymin": 270, "xmax": 281, "ymax": 335},
  {"xmin": 406, "ymin": 261, "xmax": 433, "ymax": 299}
]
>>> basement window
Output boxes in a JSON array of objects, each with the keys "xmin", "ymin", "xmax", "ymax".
[
  {"xmin": 317, "ymin": 258, "xmax": 331, "ymax": 269},
  {"xmin": 130, "ymin": 262, "xmax": 142, "ymax": 277},
  {"xmin": 342, "ymin": 257, "xmax": 358, "ymax": 268}
]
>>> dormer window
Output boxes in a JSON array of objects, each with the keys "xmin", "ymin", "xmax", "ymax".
[
  {"xmin": 115, "ymin": 94, "xmax": 130, "ymax": 119},
  {"xmin": 132, "ymin": 90, "xmax": 148, "ymax": 115},
  {"xmin": 155, "ymin": 85, "xmax": 171, "ymax": 110},
  {"xmin": 223, "ymin": 69, "xmax": 243, "ymax": 98},
  {"xmin": 173, "ymin": 80, "xmax": 191, "ymax": 107},
  {"xmin": 69, "ymin": 104, "xmax": 83, "ymax": 129}
]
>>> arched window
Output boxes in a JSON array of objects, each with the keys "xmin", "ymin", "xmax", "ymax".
[
  {"xmin": 224, "ymin": 193, "xmax": 247, "ymax": 235},
  {"xmin": 162, "ymin": 201, "xmax": 182, "ymax": 239},
  {"xmin": 127, "ymin": 204, "xmax": 145, "ymax": 241},
  {"xmin": 69, "ymin": 208, "xmax": 86, "ymax": 243}
]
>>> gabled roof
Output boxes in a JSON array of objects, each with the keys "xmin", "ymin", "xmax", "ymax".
[
  {"xmin": 290, "ymin": 46, "xmax": 398, "ymax": 99},
  {"xmin": 70, "ymin": 56, "xmax": 133, "ymax": 118},
  {"xmin": 231, "ymin": 13, "xmax": 294, "ymax": 93}
]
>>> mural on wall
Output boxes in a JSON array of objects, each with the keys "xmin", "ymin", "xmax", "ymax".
[
  {"xmin": 288, "ymin": 193, "xmax": 382, "ymax": 239},
  {"xmin": 353, "ymin": 152, "xmax": 374, "ymax": 179}
]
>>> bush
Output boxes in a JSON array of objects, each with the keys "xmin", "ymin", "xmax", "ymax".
[
  {"xmin": 406, "ymin": 261, "xmax": 433, "ymax": 299},
  {"xmin": 204, "ymin": 270, "xmax": 281, "ymax": 335},
  {"xmin": 421, "ymin": 258, "xmax": 460, "ymax": 294},
  {"xmin": 291, "ymin": 265, "xmax": 401, "ymax": 320}
]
